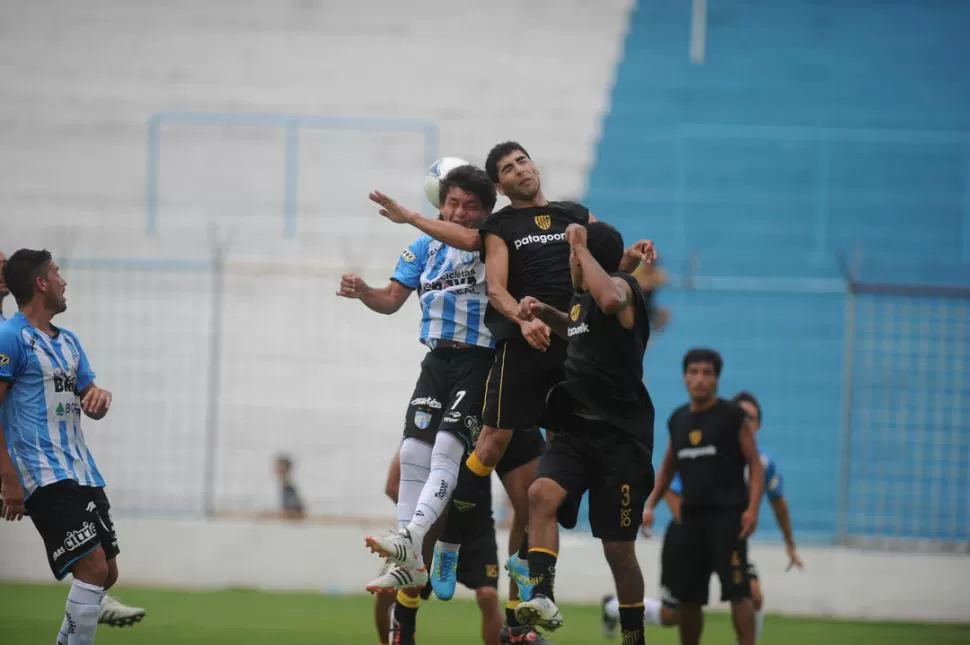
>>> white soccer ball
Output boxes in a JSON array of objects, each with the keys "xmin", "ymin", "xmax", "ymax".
[{"xmin": 424, "ymin": 156, "xmax": 471, "ymax": 208}]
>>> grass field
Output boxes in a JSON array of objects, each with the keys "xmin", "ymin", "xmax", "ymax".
[{"xmin": 2, "ymin": 582, "xmax": 968, "ymax": 644}]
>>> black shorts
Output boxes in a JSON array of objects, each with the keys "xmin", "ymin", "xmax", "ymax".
[
  {"xmin": 677, "ymin": 508, "xmax": 751, "ymax": 605},
  {"xmin": 537, "ymin": 415, "xmax": 653, "ymax": 541},
  {"xmin": 25, "ymin": 480, "xmax": 119, "ymax": 580},
  {"xmin": 659, "ymin": 520, "xmax": 685, "ymax": 610},
  {"xmin": 456, "ymin": 515, "xmax": 500, "ymax": 590},
  {"xmin": 403, "ymin": 347, "xmax": 494, "ymax": 451},
  {"xmin": 495, "ymin": 426, "xmax": 545, "ymax": 479},
  {"xmin": 482, "ymin": 337, "xmax": 566, "ymax": 431}
]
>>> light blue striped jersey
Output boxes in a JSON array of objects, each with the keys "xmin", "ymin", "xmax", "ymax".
[
  {"xmin": 0, "ymin": 312, "xmax": 105, "ymax": 498},
  {"xmin": 670, "ymin": 451, "xmax": 784, "ymax": 502},
  {"xmin": 391, "ymin": 235, "xmax": 493, "ymax": 349}
]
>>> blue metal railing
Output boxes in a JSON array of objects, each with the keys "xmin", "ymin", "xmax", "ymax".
[{"xmin": 145, "ymin": 111, "xmax": 439, "ymax": 238}]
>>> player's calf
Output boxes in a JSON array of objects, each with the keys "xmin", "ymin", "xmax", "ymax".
[{"xmin": 602, "ymin": 541, "xmax": 646, "ymax": 645}]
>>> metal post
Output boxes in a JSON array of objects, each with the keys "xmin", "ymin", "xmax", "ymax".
[
  {"xmin": 146, "ymin": 114, "xmax": 161, "ymax": 236},
  {"xmin": 283, "ymin": 121, "xmax": 299, "ymax": 238},
  {"xmin": 202, "ymin": 233, "xmax": 226, "ymax": 517},
  {"xmin": 836, "ymin": 250, "xmax": 861, "ymax": 544}
]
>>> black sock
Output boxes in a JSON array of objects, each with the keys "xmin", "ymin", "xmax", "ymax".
[
  {"xmin": 619, "ymin": 604, "xmax": 646, "ymax": 645},
  {"xmin": 505, "ymin": 603, "xmax": 522, "ymax": 628},
  {"xmin": 528, "ymin": 548, "xmax": 557, "ymax": 602},
  {"xmin": 517, "ymin": 529, "xmax": 529, "ymax": 559},
  {"xmin": 393, "ymin": 594, "xmax": 419, "ymax": 645}
]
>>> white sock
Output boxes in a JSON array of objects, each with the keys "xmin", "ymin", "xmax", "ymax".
[
  {"xmin": 437, "ymin": 541, "xmax": 460, "ymax": 554},
  {"xmin": 62, "ymin": 579, "xmax": 105, "ymax": 645},
  {"xmin": 644, "ymin": 597, "xmax": 664, "ymax": 625},
  {"xmin": 406, "ymin": 432, "xmax": 464, "ymax": 542},
  {"xmin": 604, "ymin": 596, "xmax": 619, "ymax": 621},
  {"xmin": 397, "ymin": 439, "xmax": 432, "ymax": 529}
]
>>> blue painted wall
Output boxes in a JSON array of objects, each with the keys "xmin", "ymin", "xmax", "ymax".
[{"xmin": 576, "ymin": 0, "xmax": 970, "ymax": 543}]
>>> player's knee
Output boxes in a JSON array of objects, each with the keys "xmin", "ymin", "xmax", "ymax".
[
  {"xmin": 750, "ymin": 580, "xmax": 763, "ymax": 611},
  {"xmin": 475, "ymin": 585, "xmax": 499, "ymax": 607},
  {"xmin": 72, "ymin": 549, "xmax": 110, "ymax": 586},
  {"xmin": 103, "ymin": 559, "xmax": 119, "ymax": 590},
  {"xmin": 601, "ymin": 540, "xmax": 638, "ymax": 569},
  {"xmin": 527, "ymin": 478, "xmax": 564, "ymax": 517}
]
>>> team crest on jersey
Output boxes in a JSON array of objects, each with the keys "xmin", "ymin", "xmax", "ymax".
[
  {"xmin": 401, "ymin": 249, "xmax": 416, "ymax": 263},
  {"xmin": 569, "ymin": 304, "xmax": 581, "ymax": 321},
  {"xmin": 689, "ymin": 430, "xmax": 703, "ymax": 446},
  {"xmin": 0, "ymin": 354, "xmax": 9, "ymax": 366},
  {"xmin": 414, "ymin": 410, "xmax": 432, "ymax": 430},
  {"xmin": 459, "ymin": 250, "xmax": 477, "ymax": 264},
  {"xmin": 534, "ymin": 214, "xmax": 551, "ymax": 231}
]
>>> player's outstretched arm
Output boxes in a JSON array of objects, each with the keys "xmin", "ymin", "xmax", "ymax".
[
  {"xmin": 739, "ymin": 419, "xmax": 764, "ymax": 538},
  {"xmin": 618, "ymin": 240, "xmax": 657, "ymax": 274},
  {"xmin": 337, "ymin": 274, "xmax": 413, "ymax": 315},
  {"xmin": 369, "ymin": 191, "xmax": 481, "ymax": 251},
  {"xmin": 769, "ymin": 496, "xmax": 803, "ymax": 570},
  {"xmin": 518, "ymin": 297, "xmax": 569, "ymax": 340},
  {"xmin": 566, "ymin": 225, "xmax": 632, "ymax": 319}
]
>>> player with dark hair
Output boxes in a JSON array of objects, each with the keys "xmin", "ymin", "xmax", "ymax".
[
  {"xmin": 0, "ymin": 248, "xmax": 146, "ymax": 643},
  {"xmin": 640, "ymin": 349, "xmax": 765, "ymax": 645},
  {"xmin": 339, "ymin": 165, "xmax": 498, "ymax": 600},
  {"xmin": 508, "ymin": 223, "xmax": 656, "ymax": 645},
  {"xmin": 372, "ymin": 144, "xmax": 652, "ymax": 641},
  {"xmin": 602, "ymin": 390, "xmax": 803, "ymax": 644}
]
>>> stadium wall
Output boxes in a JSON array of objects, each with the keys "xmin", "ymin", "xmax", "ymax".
[{"xmin": 1, "ymin": 518, "xmax": 969, "ymax": 622}]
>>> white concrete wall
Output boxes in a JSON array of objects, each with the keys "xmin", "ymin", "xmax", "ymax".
[
  {"xmin": 0, "ymin": 0, "xmax": 633, "ymax": 517},
  {"xmin": 2, "ymin": 517, "xmax": 969, "ymax": 622}
]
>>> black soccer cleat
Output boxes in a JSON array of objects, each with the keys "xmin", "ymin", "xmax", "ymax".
[{"xmin": 500, "ymin": 625, "xmax": 556, "ymax": 644}]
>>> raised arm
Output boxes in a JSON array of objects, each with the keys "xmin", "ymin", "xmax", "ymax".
[
  {"xmin": 566, "ymin": 225, "xmax": 635, "ymax": 324},
  {"xmin": 483, "ymin": 233, "xmax": 519, "ymax": 322},
  {"xmin": 370, "ymin": 191, "xmax": 481, "ymax": 251},
  {"xmin": 337, "ymin": 276, "xmax": 413, "ymax": 315}
]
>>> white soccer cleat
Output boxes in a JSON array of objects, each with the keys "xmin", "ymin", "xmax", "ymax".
[
  {"xmin": 365, "ymin": 563, "xmax": 429, "ymax": 595},
  {"xmin": 98, "ymin": 594, "xmax": 146, "ymax": 628},
  {"xmin": 365, "ymin": 528, "xmax": 424, "ymax": 570},
  {"xmin": 515, "ymin": 594, "xmax": 563, "ymax": 631}
]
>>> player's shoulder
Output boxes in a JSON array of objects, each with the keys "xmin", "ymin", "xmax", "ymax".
[
  {"xmin": 0, "ymin": 315, "xmax": 28, "ymax": 342},
  {"xmin": 401, "ymin": 234, "xmax": 433, "ymax": 260},
  {"xmin": 716, "ymin": 398, "xmax": 745, "ymax": 417},
  {"xmin": 548, "ymin": 200, "xmax": 589, "ymax": 220},
  {"xmin": 667, "ymin": 403, "xmax": 691, "ymax": 426}
]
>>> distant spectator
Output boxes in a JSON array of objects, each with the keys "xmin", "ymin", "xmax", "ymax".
[{"xmin": 274, "ymin": 454, "xmax": 306, "ymax": 520}]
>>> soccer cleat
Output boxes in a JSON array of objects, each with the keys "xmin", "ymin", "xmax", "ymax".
[
  {"xmin": 366, "ymin": 528, "xmax": 424, "ymax": 570},
  {"xmin": 500, "ymin": 625, "xmax": 557, "ymax": 644},
  {"xmin": 601, "ymin": 594, "xmax": 618, "ymax": 639},
  {"xmin": 98, "ymin": 594, "xmax": 146, "ymax": 628},
  {"xmin": 430, "ymin": 543, "xmax": 459, "ymax": 601},
  {"xmin": 366, "ymin": 564, "xmax": 429, "ymax": 595},
  {"xmin": 515, "ymin": 594, "xmax": 563, "ymax": 631},
  {"xmin": 506, "ymin": 553, "xmax": 534, "ymax": 600}
]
